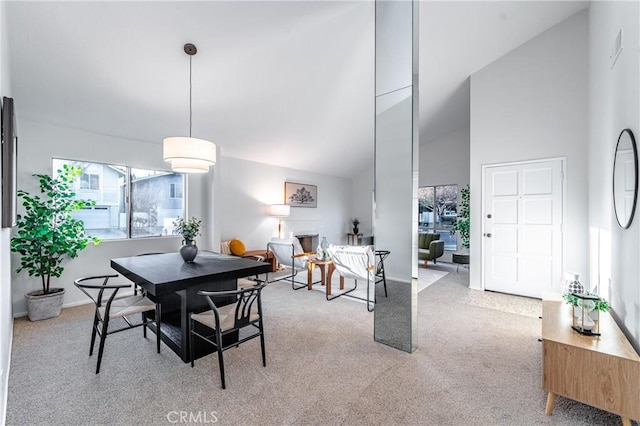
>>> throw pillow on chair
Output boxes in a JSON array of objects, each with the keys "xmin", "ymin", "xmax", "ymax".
[{"xmin": 229, "ymin": 239, "xmax": 246, "ymax": 256}]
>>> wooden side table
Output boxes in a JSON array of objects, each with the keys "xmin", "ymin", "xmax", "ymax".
[
  {"xmin": 325, "ymin": 262, "xmax": 345, "ymax": 296},
  {"xmin": 542, "ymin": 297, "xmax": 640, "ymax": 425},
  {"xmin": 308, "ymin": 258, "xmax": 348, "ymax": 296},
  {"xmin": 307, "ymin": 258, "xmax": 331, "ymax": 291}
]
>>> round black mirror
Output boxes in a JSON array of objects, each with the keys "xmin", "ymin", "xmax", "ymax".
[{"xmin": 613, "ymin": 129, "xmax": 638, "ymax": 229}]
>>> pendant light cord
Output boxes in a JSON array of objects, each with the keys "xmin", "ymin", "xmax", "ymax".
[{"xmin": 189, "ymin": 55, "xmax": 192, "ymax": 138}]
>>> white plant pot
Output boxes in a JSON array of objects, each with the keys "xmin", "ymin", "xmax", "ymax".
[{"xmin": 25, "ymin": 288, "xmax": 65, "ymax": 321}]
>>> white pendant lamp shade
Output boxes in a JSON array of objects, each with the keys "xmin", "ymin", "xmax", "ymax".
[
  {"xmin": 164, "ymin": 43, "xmax": 217, "ymax": 174},
  {"xmin": 167, "ymin": 158, "xmax": 211, "ymax": 173},
  {"xmin": 163, "ymin": 136, "xmax": 217, "ymax": 173}
]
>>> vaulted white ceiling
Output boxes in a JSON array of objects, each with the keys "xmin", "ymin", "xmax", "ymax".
[{"xmin": 5, "ymin": 1, "xmax": 588, "ymax": 178}]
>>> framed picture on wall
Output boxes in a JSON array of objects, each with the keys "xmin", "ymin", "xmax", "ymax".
[{"xmin": 285, "ymin": 182, "xmax": 317, "ymax": 208}]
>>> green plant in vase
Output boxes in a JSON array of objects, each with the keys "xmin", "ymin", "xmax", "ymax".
[
  {"xmin": 173, "ymin": 217, "xmax": 203, "ymax": 263},
  {"xmin": 173, "ymin": 216, "xmax": 203, "ymax": 243}
]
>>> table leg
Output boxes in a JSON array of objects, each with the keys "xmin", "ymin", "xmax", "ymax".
[
  {"xmin": 327, "ymin": 263, "xmax": 334, "ymax": 296},
  {"xmin": 319, "ymin": 264, "xmax": 326, "ymax": 286},
  {"xmin": 307, "ymin": 263, "xmax": 316, "ymax": 290},
  {"xmin": 621, "ymin": 417, "xmax": 631, "ymax": 426},
  {"xmin": 545, "ymin": 392, "xmax": 556, "ymax": 415}
]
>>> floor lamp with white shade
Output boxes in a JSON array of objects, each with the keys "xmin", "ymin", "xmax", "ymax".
[{"xmin": 268, "ymin": 204, "xmax": 290, "ymax": 238}]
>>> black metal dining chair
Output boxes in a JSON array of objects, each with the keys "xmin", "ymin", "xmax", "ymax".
[
  {"xmin": 375, "ymin": 250, "xmax": 390, "ymax": 298},
  {"xmin": 74, "ymin": 274, "xmax": 161, "ymax": 374},
  {"xmin": 189, "ymin": 283, "xmax": 267, "ymax": 389}
]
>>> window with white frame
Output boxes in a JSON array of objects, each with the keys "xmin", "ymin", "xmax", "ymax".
[
  {"xmin": 80, "ymin": 172, "xmax": 99, "ymax": 190},
  {"xmin": 418, "ymin": 184, "xmax": 458, "ymax": 251},
  {"xmin": 53, "ymin": 159, "xmax": 185, "ymax": 240},
  {"xmin": 170, "ymin": 182, "xmax": 183, "ymax": 199}
]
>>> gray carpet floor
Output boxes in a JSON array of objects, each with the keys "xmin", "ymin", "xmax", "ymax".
[{"xmin": 6, "ymin": 261, "xmax": 627, "ymax": 425}]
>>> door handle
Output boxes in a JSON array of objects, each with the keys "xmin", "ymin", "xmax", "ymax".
[{"xmin": 484, "ymin": 233, "xmax": 492, "ymax": 238}]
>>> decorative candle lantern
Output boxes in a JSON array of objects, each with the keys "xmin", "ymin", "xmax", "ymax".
[{"xmin": 571, "ymin": 292, "xmax": 602, "ymax": 336}]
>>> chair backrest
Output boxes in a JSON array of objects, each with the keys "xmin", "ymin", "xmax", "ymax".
[
  {"xmin": 375, "ymin": 250, "xmax": 390, "ymax": 278},
  {"xmin": 267, "ymin": 238, "xmax": 307, "ymax": 269},
  {"xmin": 327, "ymin": 245, "xmax": 375, "ymax": 282},
  {"xmin": 431, "ymin": 240, "xmax": 445, "ymax": 257},
  {"xmin": 418, "ymin": 233, "xmax": 441, "ymax": 249},
  {"xmin": 74, "ymin": 274, "xmax": 130, "ymax": 311},
  {"xmin": 199, "ymin": 283, "xmax": 266, "ymax": 330}
]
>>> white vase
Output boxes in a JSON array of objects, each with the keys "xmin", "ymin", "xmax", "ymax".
[{"xmin": 562, "ymin": 272, "xmax": 584, "ymax": 294}]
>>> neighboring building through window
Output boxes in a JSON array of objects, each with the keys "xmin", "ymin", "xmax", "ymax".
[
  {"xmin": 418, "ymin": 184, "xmax": 458, "ymax": 251},
  {"xmin": 80, "ymin": 172, "xmax": 99, "ymax": 190},
  {"xmin": 170, "ymin": 182, "xmax": 183, "ymax": 199},
  {"xmin": 53, "ymin": 159, "xmax": 185, "ymax": 240}
]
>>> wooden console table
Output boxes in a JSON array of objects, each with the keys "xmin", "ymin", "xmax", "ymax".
[{"xmin": 541, "ymin": 297, "xmax": 640, "ymax": 425}]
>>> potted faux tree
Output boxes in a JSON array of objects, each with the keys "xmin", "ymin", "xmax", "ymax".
[
  {"xmin": 452, "ymin": 185, "xmax": 470, "ymax": 270},
  {"xmin": 10, "ymin": 165, "xmax": 101, "ymax": 321},
  {"xmin": 455, "ymin": 185, "xmax": 470, "ymax": 251}
]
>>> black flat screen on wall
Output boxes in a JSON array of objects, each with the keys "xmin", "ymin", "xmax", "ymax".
[{"xmin": 1, "ymin": 97, "xmax": 17, "ymax": 228}]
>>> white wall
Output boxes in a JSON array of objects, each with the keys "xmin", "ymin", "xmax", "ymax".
[
  {"xmin": 215, "ymin": 156, "xmax": 352, "ymax": 250},
  {"xmin": 470, "ymin": 10, "xmax": 588, "ymax": 291},
  {"xmin": 351, "ymin": 165, "xmax": 373, "ymax": 238},
  {"xmin": 0, "ymin": 0, "xmax": 13, "ymax": 421},
  {"xmin": 420, "ymin": 126, "xmax": 470, "ymax": 253},
  {"xmin": 419, "ymin": 126, "xmax": 469, "ymax": 189},
  {"xmin": 588, "ymin": 1, "xmax": 640, "ymax": 351}
]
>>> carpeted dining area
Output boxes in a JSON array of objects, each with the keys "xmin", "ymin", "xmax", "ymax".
[{"xmin": 6, "ymin": 262, "xmax": 621, "ymax": 425}]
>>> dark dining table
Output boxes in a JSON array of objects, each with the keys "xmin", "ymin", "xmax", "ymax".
[{"xmin": 110, "ymin": 251, "xmax": 271, "ymax": 362}]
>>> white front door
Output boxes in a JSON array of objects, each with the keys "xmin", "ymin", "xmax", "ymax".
[{"xmin": 483, "ymin": 159, "xmax": 563, "ymax": 298}]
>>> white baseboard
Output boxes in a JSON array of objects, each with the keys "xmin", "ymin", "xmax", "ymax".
[
  {"xmin": 386, "ymin": 276, "xmax": 412, "ymax": 285},
  {"xmin": 12, "ymin": 290, "xmax": 135, "ymax": 319},
  {"xmin": 1, "ymin": 317, "xmax": 13, "ymax": 426}
]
